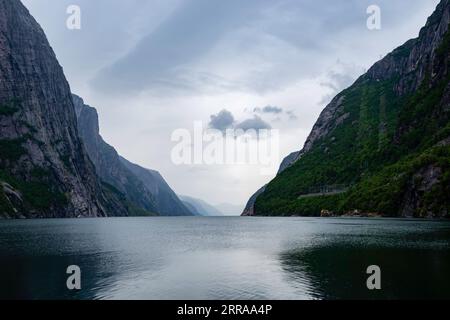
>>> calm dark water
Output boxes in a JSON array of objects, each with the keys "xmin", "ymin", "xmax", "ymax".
[{"xmin": 0, "ymin": 217, "xmax": 449, "ymax": 300}]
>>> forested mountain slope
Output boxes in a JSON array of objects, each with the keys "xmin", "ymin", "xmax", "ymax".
[{"xmin": 246, "ymin": 0, "xmax": 450, "ymax": 218}]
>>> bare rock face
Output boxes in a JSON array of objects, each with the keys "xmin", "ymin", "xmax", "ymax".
[
  {"xmin": 366, "ymin": 0, "xmax": 450, "ymax": 94},
  {"xmin": 0, "ymin": 0, "xmax": 127, "ymax": 218}
]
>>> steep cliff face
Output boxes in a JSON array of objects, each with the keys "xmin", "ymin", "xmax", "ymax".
[
  {"xmin": 74, "ymin": 95, "xmax": 192, "ymax": 216},
  {"xmin": 73, "ymin": 95, "xmax": 159, "ymax": 216},
  {"xmin": 246, "ymin": 0, "xmax": 450, "ymax": 218},
  {"xmin": 0, "ymin": 0, "xmax": 128, "ymax": 218}
]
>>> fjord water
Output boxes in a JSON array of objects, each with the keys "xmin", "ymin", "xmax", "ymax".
[{"xmin": 0, "ymin": 217, "xmax": 449, "ymax": 300}]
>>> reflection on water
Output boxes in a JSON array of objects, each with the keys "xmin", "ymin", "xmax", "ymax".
[
  {"xmin": 0, "ymin": 217, "xmax": 449, "ymax": 300},
  {"xmin": 281, "ymin": 245, "xmax": 450, "ymax": 300}
]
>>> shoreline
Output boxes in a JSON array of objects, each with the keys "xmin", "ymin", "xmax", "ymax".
[{"xmin": 1, "ymin": 215, "xmax": 449, "ymax": 222}]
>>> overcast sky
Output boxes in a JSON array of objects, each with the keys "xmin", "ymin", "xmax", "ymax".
[{"xmin": 22, "ymin": 0, "xmax": 439, "ymax": 211}]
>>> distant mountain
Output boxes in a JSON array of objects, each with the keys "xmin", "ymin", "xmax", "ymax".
[
  {"xmin": 179, "ymin": 196, "xmax": 223, "ymax": 216},
  {"xmin": 73, "ymin": 95, "xmax": 193, "ymax": 217},
  {"xmin": 214, "ymin": 203, "xmax": 244, "ymax": 216},
  {"xmin": 0, "ymin": 0, "xmax": 129, "ymax": 218},
  {"xmin": 244, "ymin": 0, "xmax": 450, "ymax": 218}
]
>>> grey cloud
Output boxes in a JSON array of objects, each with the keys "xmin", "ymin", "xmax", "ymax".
[
  {"xmin": 254, "ymin": 105, "xmax": 283, "ymax": 114},
  {"xmin": 209, "ymin": 109, "xmax": 235, "ymax": 131},
  {"xmin": 319, "ymin": 62, "xmax": 364, "ymax": 105},
  {"xmin": 92, "ymin": 0, "xmax": 272, "ymax": 95},
  {"xmin": 235, "ymin": 115, "xmax": 272, "ymax": 131},
  {"xmin": 209, "ymin": 110, "xmax": 272, "ymax": 132},
  {"xmin": 253, "ymin": 105, "xmax": 297, "ymax": 121},
  {"xmin": 286, "ymin": 110, "xmax": 298, "ymax": 120},
  {"xmin": 320, "ymin": 71, "xmax": 356, "ymax": 93},
  {"xmin": 23, "ymin": 0, "xmax": 175, "ymax": 87},
  {"xmin": 25, "ymin": 0, "xmax": 439, "ymax": 98}
]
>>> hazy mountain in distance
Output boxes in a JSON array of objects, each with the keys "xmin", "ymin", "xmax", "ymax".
[
  {"xmin": 179, "ymin": 196, "xmax": 224, "ymax": 216},
  {"xmin": 214, "ymin": 203, "xmax": 244, "ymax": 216}
]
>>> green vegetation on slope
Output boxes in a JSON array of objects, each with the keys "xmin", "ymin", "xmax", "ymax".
[
  {"xmin": 0, "ymin": 187, "xmax": 15, "ymax": 216},
  {"xmin": 0, "ymin": 99, "xmax": 20, "ymax": 116},
  {"xmin": 0, "ymin": 138, "xmax": 27, "ymax": 161},
  {"xmin": 254, "ymin": 27, "xmax": 450, "ymax": 217},
  {"xmin": 0, "ymin": 168, "xmax": 68, "ymax": 215}
]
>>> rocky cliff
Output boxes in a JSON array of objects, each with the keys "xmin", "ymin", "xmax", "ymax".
[
  {"xmin": 73, "ymin": 95, "xmax": 161, "ymax": 216},
  {"xmin": 245, "ymin": 0, "xmax": 450, "ymax": 218},
  {"xmin": 73, "ymin": 95, "xmax": 193, "ymax": 217},
  {"xmin": 0, "ymin": 0, "xmax": 129, "ymax": 218}
]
